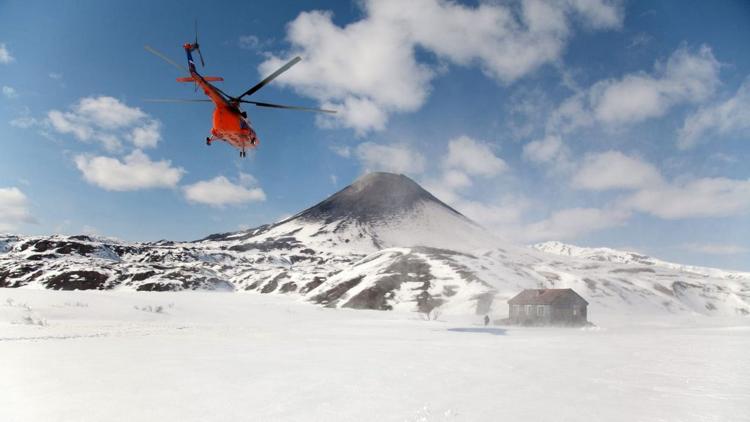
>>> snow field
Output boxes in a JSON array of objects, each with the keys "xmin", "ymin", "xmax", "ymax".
[{"xmin": 2, "ymin": 288, "xmax": 748, "ymax": 422}]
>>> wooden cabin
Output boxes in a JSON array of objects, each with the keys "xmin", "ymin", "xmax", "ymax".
[{"xmin": 507, "ymin": 288, "xmax": 589, "ymax": 326}]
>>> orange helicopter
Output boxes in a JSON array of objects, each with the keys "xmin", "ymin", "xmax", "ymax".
[{"xmin": 145, "ymin": 24, "xmax": 335, "ymax": 157}]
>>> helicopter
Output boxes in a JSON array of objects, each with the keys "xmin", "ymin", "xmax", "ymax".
[{"xmin": 145, "ymin": 24, "xmax": 335, "ymax": 158}]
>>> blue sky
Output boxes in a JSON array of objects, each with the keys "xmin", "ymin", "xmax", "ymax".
[{"xmin": 1, "ymin": 0, "xmax": 749, "ymax": 270}]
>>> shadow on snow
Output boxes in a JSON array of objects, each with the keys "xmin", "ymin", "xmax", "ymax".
[{"xmin": 447, "ymin": 327, "xmax": 507, "ymax": 336}]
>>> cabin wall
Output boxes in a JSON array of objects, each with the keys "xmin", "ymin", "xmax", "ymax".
[
  {"xmin": 507, "ymin": 304, "xmax": 552, "ymax": 326},
  {"xmin": 550, "ymin": 298, "xmax": 588, "ymax": 326},
  {"xmin": 507, "ymin": 297, "xmax": 588, "ymax": 326}
]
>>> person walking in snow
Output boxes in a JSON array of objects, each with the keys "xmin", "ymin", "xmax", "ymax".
[{"xmin": 484, "ymin": 315, "xmax": 490, "ymax": 326}]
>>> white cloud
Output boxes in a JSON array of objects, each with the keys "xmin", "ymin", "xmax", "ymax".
[
  {"xmin": 48, "ymin": 109, "xmax": 94, "ymax": 141},
  {"xmin": 561, "ymin": 150, "xmax": 750, "ymax": 220},
  {"xmin": 564, "ymin": 150, "xmax": 750, "ymax": 220},
  {"xmin": 183, "ymin": 173, "xmax": 266, "ymax": 207},
  {"xmin": 0, "ymin": 187, "xmax": 36, "ymax": 232},
  {"xmin": 442, "ymin": 190, "xmax": 630, "ymax": 243},
  {"xmin": 443, "ymin": 170, "xmax": 472, "ymax": 190},
  {"xmin": 238, "ymin": 35, "xmax": 273, "ymax": 52},
  {"xmin": 572, "ymin": 150, "xmax": 663, "ymax": 191},
  {"xmin": 567, "ymin": 0, "xmax": 624, "ymax": 29},
  {"xmin": 678, "ymin": 78, "xmax": 750, "ymax": 149},
  {"xmin": 421, "ymin": 178, "xmax": 460, "ymax": 204},
  {"xmin": 95, "ymin": 133, "xmax": 122, "ymax": 151},
  {"xmin": 49, "ymin": 72, "xmax": 63, "ymax": 80},
  {"xmin": 74, "ymin": 96, "xmax": 146, "ymax": 129},
  {"xmin": 422, "ymin": 170, "xmax": 474, "ymax": 204},
  {"xmin": 459, "ymin": 199, "xmax": 528, "ymax": 228},
  {"xmin": 380, "ymin": 0, "xmax": 621, "ymax": 81},
  {"xmin": 419, "ymin": 177, "xmax": 536, "ymax": 242},
  {"xmin": 546, "ymin": 93, "xmax": 594, "ymax": 134},
  {"xmin": 682, "ymin": 243, "xmax": 749, "ymax": 255},
  {"xmin": 330, "ymin": 145, "xmax": 351, "ymax": 158},
  {"xmin": 522, "ymin": 135, "xmax": 574, "ymax": 173},
  {"xmin": 0, "ymin": 43, "xmax": 13, "ymax": 64},
  {"xmin": 9, "ymin": 116, "xmax": 41, "ymax": 129},
  {"xmin": 627, "ymin": 32, "xmax": 652, "ymax": 49},
  {"xmin": 505, "ymin": 88, "xmax": 552, "ymax": 141},
  {"xmin": 522, "ymin": 207, "xmax": 630, "ymax": 242},
  {"xmin": 523, "ymin": 135, "xmax": 563, "ymax": 163},
  {"xmin": 74, "ymin": 150, "xmax": 184, "ymax": 191},
  {"xmin": 709, "ymin": 152, "xmax": 738, "ymax": 164},
  {"xmin": 443, "ymin": 136, "xmax": 507, "ymax": 177},
  {"xmin": 453, "ymin": 196, "xmax": 532, "ymax": 240},
  {"xmin": 2, "ymin": 86, "xmax": 18, "ymax": 99},
  {"xmin": 418, "ymin": 135, "xmax": 633, "ymax": 243},
  {"xmin": 355, "ymin": 142, "xmax": 426, "ymax": 174},
  {"xmin": 129, "ymin": 120, "xmax": 161, "ymax": 149},
  {"xmin": 259, "ymin": 9, "xmax": 431, "ymax": 134},
  {"xmin": 593, "ymin": 45, "xmax": 719, "ymax": 125},
  {"xmin": 46, "ymin": 96, "xmax": 161, "ymax": 151},
  {"xmin": 318, "ymin": 97, "xmax": 390, "ymax": 134},
  {"xmin": 239, "ymin": 35, "xmax": 261, "ymax": 50},
  {"xmin": 261, "ymin": 0, "xmax": 622, "ymax": 133},
  {"xmin": 420, "ymin": 135, "xmax": 513, "ymax": 235},
  {"xmin": 550, "ymin": 45, "xmax": 720, "ymax": 132},
  {"xmin": 447, "ymin": 196, "xmax": 629, "ymax": 243},
  {"xmin": 623, "ymin": 177, "xmax": 750, "ymax": 219},
  {"xmin": 237, "ymin": 172, "xmax": 258, "ymax": 187},
  {"xmin": 522, "ymin": 134, "xmax": 577, "ymax": 176}
]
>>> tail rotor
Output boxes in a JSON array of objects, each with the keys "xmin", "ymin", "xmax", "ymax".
[{"xmin": 194, "ymin": 19, "xmax": 205, "ymax": 67}]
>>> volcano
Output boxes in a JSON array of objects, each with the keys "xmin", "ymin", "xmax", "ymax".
[
  {"xmin": 206, "ymin": 172, "xmax": 500, "ymax": 253},
  {"xmin": 297, "ymin": 172, "xmax": 462, "ymax": 223}
]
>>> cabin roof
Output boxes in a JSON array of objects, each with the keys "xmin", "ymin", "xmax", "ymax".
[{"xmin": 507, "ymin": 288, "xmax": 588, "ymax": 305}]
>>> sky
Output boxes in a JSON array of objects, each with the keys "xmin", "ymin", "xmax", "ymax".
[{"xmin": 1, "ymin": 0, "xmax": 749, "ymax": 270}]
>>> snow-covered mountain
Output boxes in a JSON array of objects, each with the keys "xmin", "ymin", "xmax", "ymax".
[
  {"xmin": 2, "ymin": 172, "xmax": 749, "ymax": 317},
  {"xmin": 204, "ymin": 172, "xmax": 498, "ymax": 253},
  {"xmin": 533, "ymin": 241, "xmax": 749, "ymax": 279}
]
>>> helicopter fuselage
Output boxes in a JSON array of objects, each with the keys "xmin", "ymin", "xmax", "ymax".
[{"xmin": 183, "ymin": 43, "xmax": 258, "ymax": 154}]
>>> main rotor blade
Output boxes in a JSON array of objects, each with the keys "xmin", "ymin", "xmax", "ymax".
[
  {"xmin": 238, "ymin": 56, "xmax": 302, "ymax": 99},
  {"xmin": 144, "ymin": 98, "xmax": 212, "ymax": 103},
  {"xmin": 240, "ymin": 100, "xmax": 336, "ymax": 114},
  {"xmin": 209, "ymin": 83, "xmax": 232, "ymax": 100},
  {"xmin": 145, "ymin": 45, "xmax": 188, "ymax": 73}
]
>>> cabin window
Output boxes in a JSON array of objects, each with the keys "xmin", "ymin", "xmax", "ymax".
[
  {"xmin": 525, "ymin": 305, "xmax": 532, "ymax": 315},
  {"xmin": 537, "ymin": 305, "xmax": 545, "ymax": 316}
]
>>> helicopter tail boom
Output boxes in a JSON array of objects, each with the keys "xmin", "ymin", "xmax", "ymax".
[{"xmin": 176, "ymin": 76, "xmax": 224, "ymax": 83}]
